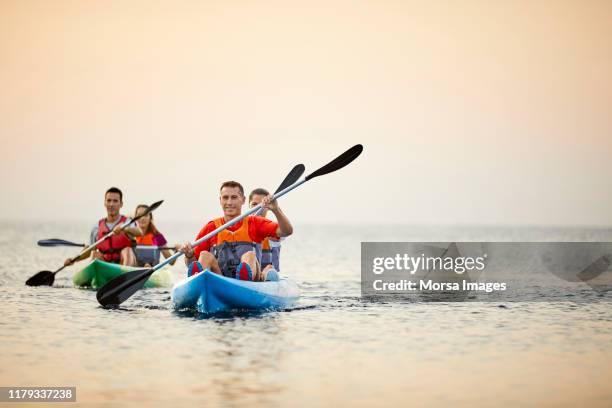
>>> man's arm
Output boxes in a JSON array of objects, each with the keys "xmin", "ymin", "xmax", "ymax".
[
  {"xmin": 64, "ymin": 247, "xmax": 95, "ymax": 266},
  {"xmin": 180, "ymin": 223, "xmax": 213, "ymax": 265},
  {"xmin": 112, "ymin": 224, "xmax": 142, "ymax": 237},
  {"xmin": 90, "ymin": 226, "xmax": 98, "ymax": 245},
  {"xmin": 65, "ymin": 225, "xmax": 98, "ymax": 266},
  {"xmin": 262, "ymin": 196, "xmax": 293, "ymax": 237},
  {"xmin": 122, "ymin": 226, "xmax": 143, "ymax": 237},
  {"xmin": 181, "ymin": 243, "xmax": 195, "ymax": 265}
]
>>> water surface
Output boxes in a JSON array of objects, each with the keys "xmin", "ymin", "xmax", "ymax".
[{"xmin": 1, "ymin": 222, "xmax": 611, "ymax": 407}]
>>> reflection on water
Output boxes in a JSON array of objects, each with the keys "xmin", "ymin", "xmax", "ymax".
[
  {"xmin": 207, "ymin": 315, "xmax": 285, "ymax": 407},
  {"xmin": 1, "ymin": 222, "xmax": 612, "ymax": 407}
]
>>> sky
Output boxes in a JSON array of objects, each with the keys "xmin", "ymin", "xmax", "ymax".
[{"xmin": 1, "ymin": 0, "xmax": 611, "ymax": 226}]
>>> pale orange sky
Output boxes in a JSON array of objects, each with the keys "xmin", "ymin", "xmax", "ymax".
[{"xmin": 1, "ymin": 0, "xmax": 611, "ymax": 225}]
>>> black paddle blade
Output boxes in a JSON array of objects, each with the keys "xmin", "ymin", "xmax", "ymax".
[
  {"xmin": 38, "ymin": 238, "xmax": 85, "ymax": 247},
  {"xmin": 96, "ymin": 268, "xmax": 155, "ymax": 307},
  {"xmin": 25, "ymin": 271, "xmax": 55, "ymax": 286},
  {"xmin": 131, "ymin": 200, "xmax": 164, "ymax": 223},
  {"xmin": 275, "ymin": 164, "xmax": 305, "ymax": 194},
  {"xmin": 305, "ymin": 144, "xmax": 363, "ymax": 181},
  {"xmin": 147, "ymin": 200, "xmax": 164, "ymax": 213}
]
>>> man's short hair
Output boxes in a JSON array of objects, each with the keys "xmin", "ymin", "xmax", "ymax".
[
  {"xmin": 220, "ymin": 181, "xmax": 244, "ymax": 196},
  {"xmin": 105, "ymin": 187, "xmax": 123, "ymax": 201},
  {"xmin": 249, "ymin": 188, "xmax": 270, "ymax": 202}
]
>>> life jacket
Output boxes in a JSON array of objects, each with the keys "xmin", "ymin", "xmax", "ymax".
[
  {"xmin": 96, "ymin": 215, "xmax": 135, "ymax": 263},
  {"xmin": 211, "ymin": 216, "xmax": 261, "ymax": 278},
  {"xmin": 260, "ymin": 238, "xmax": 272, "ymax": 267},
  {"xmin": 269, "ymin": 238, "xmax": 281, "ymax": 272},
  {"xmin": 258, "ymin": 237, "xmax": 282, "ymax": 272},
  {"xmin": 134, "ymin": 232, "xmax": 160, "ymax": 266},
  {"xmin": 136, "ymin": 233, "xmax": 155, "ymax": 245}
]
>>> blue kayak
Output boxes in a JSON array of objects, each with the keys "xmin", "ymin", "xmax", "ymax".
[{"xmin": 171, "ymin": 270, "xmax": 300, "ymax": 314}]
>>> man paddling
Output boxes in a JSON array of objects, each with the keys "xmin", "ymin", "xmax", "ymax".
[
  {"xmin": 180, "ymin": 181, "xmax": 293, "ymax": 281},
  {"xmin": 64, "ymin": 187, "xmax": 141, "ymax": 267},
  {"xmin": 249, "ymin": 188, "xmax": 283, "ymax": 274}
]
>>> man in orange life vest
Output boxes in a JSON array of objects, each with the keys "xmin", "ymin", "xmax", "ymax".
[
  {"xmin": 180, "ymin": 181, "xmax": 293, "ymax": 281},
  {"xmin": 64, "ymin": 187, "xmax": 142, "ymax": 267}
]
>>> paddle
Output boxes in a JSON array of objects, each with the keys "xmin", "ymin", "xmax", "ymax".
[
  {"xmin": 25, "ymin": 200, "xmax": 164, "ymax": 287},
  {"xmin": 96, "ymin": 144, "xmax": 363, "ymax": 308},
  {"xmin": 38, "ymin": 239, "xmax": 177, "ymax": 251},
  {"xmin": 38, "ymin": 239, "xmax": 86, "ymax": 248},
  {"xmin": 255, "ymin": 164, "xmax": 305, "ymax": 216},
  {"xmin": 274, "ymin": 164, "xmax": 306, "ymax": 194}
]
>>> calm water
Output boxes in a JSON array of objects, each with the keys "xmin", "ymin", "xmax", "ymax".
[{"xmin": 1, "ymin": 221, "xmax": 611, "ymax": 407}]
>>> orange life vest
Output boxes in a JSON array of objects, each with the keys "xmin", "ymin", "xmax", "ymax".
[
  {"xmin": 134, "ymin": 232, "xmax": 161, "ymax": 266},
  {"xmin": 136, "ymin": 233, "xmax": 155, "ymax": 245},
  {"xmin": 260, "ymin": 238, "xmax": 272, "ymax": 266},
  {"xmin": 258, "ymin": 237, "xmax": 281, "ymax": 271},
  {"xmin": 210, "ymin": 216, "xmax": 261, "ymax": 277}
]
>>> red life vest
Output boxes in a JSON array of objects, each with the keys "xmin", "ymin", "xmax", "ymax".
[{"xmin": 96, "ymin": 216, "xmax": 135, "ymax": 263}]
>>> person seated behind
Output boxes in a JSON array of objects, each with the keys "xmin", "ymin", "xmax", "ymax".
[
  {"xmin": 65, "ymin": 187, "xmax": 141, "ymax": 267},
  {"xmin": 249, "ymin": 188, "xmax": 283, "ymax": 274},
  {"xmin": 179, "ymin": 181, "xmax": 293, "ymax": 281},
  {"xmin": 133, "ymin": 204, "xmax": 178, "ymax": 267}
]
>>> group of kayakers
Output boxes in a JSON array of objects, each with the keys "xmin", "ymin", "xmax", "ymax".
[{"xmin": 64, "ymin": 183, "xmax": 291, "ymax": 282}]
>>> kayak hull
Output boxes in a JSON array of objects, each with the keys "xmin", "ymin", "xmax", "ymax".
[
  {"xmin": 171, "ymin": 270, "xmax": 300, "ymax": 314},
  {"xmin": 72, "ymin": 259, "xmax": 172, "ymax": 289}
]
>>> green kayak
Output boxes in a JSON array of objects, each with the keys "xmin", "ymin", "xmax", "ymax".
[{"xmin": 72, "ymin": 259, "xmax": 173, "ymax": 289}]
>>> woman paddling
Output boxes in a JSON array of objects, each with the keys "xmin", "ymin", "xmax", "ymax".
[{"xmin": 133, "ymin": 204, "xmax": 177, "ymax": 267}]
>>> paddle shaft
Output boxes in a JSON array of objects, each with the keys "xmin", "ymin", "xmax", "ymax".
[
  {"xmin": 53, "ymin": 265, "xmax": 68, "ymax": 274},
  {"xmin": 67, "ymin": 217, "xmax": 136, "ymax": 262},
  {"xmin": 149, "ymin": 179, "xmax": 306, "ymax": 273},
  {"xmin": 39, "ymin": 239, "xmax": 175, "ymax": 251},
  {"xmin": 255, "ymin": 165, "xmax": 305, "ymax": 216}
]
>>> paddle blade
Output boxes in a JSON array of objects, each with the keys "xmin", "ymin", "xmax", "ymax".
[
  {"xmin": 131, "ymin": 200, "xmax": 164, "ymax": 223},
  {"xmin": 578, "ymin": 255, "xmax": 611, "ymax": 281},
  {"xmin": 305, "ymin": 144, "xmax": 363, "ymax": 181},
  {"xmin": 147, "ymin": 200, "xmax": 164, "ymax": 213},
  {"xmin": 37, "ymin": 239, "xmax": 86, "ymax": 248},
  {"xmin": 96, "ymin": 268, "xmax": 154, "ymax": 307},
  {"xmin": 275, "ymin": 164, "xmax": 305, "ymax": 194},
  {"xmin": 26, "ymin": 271, "xmax": 55, "ymax": 286}
]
